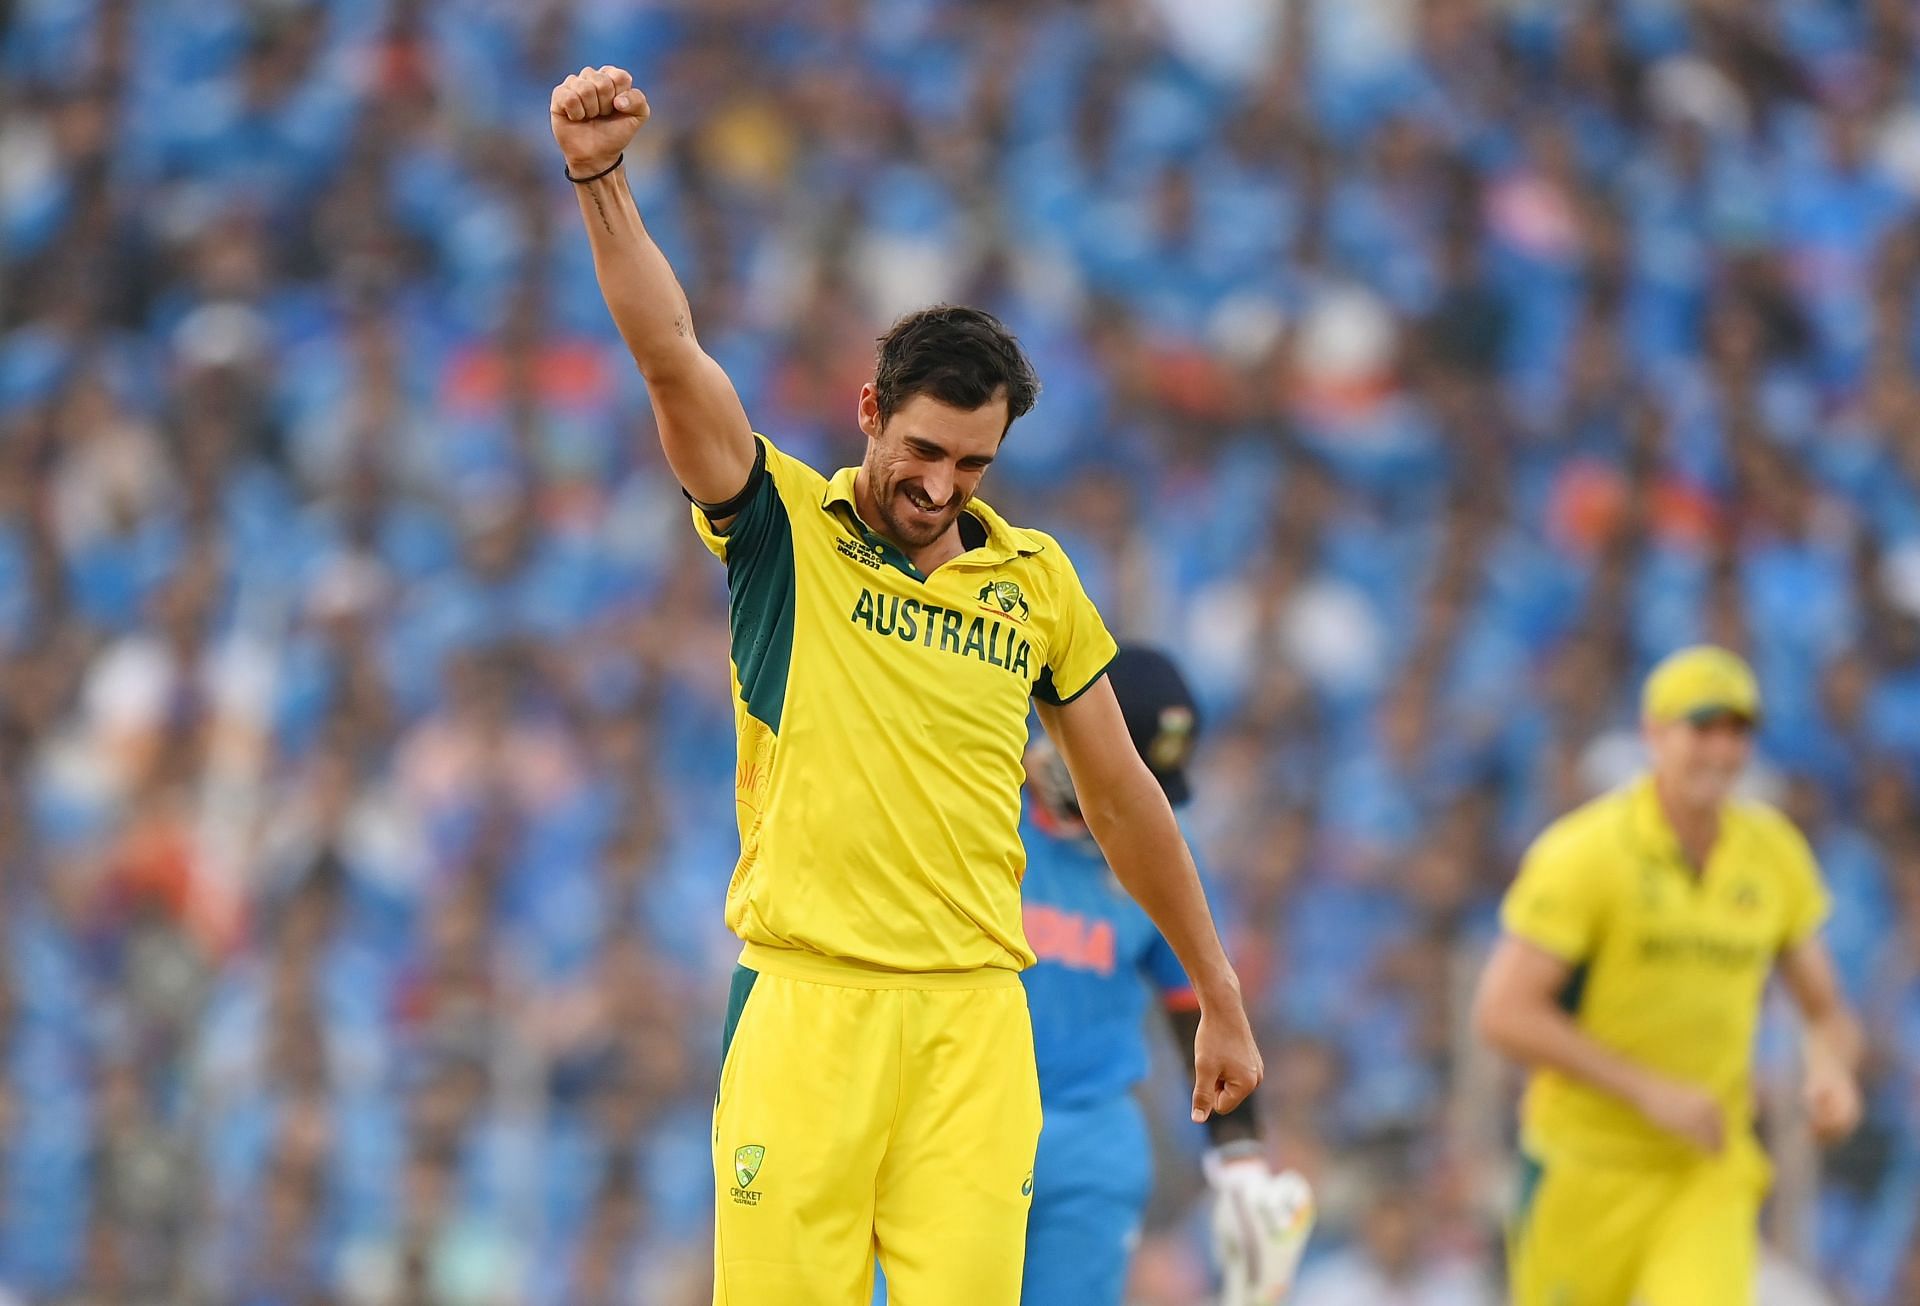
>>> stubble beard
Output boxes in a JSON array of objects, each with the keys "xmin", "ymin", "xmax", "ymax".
[{"xmin": 878, "ymin": 481, "xmax": 961, "ymax": 549}]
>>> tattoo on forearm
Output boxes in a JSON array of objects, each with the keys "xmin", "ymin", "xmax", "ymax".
[
  {"xmin": 673, "ymin": 312, "xmax": 691, "ymax": 338},
  {"xmin": 588, "ymin": 185, "xmax": 614, "ymax": 237}
]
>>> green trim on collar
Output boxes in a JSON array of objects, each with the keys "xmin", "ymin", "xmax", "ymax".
[{"xmin": 819, "ymin": 465, "xmax": 1048, "ymax": 570}]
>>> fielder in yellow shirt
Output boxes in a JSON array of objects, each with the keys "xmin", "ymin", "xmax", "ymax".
[
  {"xmin": 1474, "ymin": 646, "xmax": 1865, "ymax": 1306},
  {"xmin": 549, "ymin": 66, "xmax": 1263, "ymax": 1306}
]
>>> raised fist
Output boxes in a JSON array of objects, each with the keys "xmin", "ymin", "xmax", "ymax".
[{"xmin": 550, "ymin": 65, "xmax": 649, "ymax": 177}]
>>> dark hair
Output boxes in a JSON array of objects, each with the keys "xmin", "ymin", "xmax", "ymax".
[{"xmin": 873, "ymin": 305, "xmax": 1039, "ymax": 430}]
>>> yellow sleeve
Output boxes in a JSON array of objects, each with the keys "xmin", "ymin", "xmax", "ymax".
[
  {"xmin": 1499, "ymin": 823, "xmax": 1608, "ymax": 964},
  {"xmin": 1764, "ymin": 810, "xmax": 1832, "ymax": 950},
  {"xmin": 1032, "ymin": 543, "xmax": 1118, "ymax": 705}
]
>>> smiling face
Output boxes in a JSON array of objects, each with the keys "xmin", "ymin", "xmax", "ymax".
[{"xmin": 855, "ymin": 384, "xmax": 1004, "ymax": 550}]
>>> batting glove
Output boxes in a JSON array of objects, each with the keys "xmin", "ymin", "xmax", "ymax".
[{"xmin": 1205, "ymin": 1146, "xmax": 1315, "ymax": 1306}]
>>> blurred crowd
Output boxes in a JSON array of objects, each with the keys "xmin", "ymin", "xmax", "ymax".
[{"xmin": 5, "ymin": 0, "xmax": 1920, "ymax": 1301}]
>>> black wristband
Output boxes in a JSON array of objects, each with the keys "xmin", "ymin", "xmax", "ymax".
[
  {"xmin": 565, "ymin": 153, "xmax": 623, "ymax": 184},
  {"xmin": 683, "ymin": 438, "xmax": 768, "ymax": 520}
]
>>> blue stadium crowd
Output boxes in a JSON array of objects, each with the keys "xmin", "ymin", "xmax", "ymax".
[{"xmin": 4, "ymin": 0, "xmax": 1920, "ymax": 1301}]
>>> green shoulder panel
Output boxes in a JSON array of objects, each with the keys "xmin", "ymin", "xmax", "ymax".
[{"xmin": 716, "ymin": 457, "xmax": 798, "ymax": 734}]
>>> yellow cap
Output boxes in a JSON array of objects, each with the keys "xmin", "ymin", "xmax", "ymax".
[{"xmin": 1642, "ymin": 645, "xmax": 1761, "ymax": 724}]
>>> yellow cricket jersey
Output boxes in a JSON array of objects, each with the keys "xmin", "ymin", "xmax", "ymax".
[
  {"xmin": 692, "ymin": 434, "xmax": 1118, "ymax": 975},
  {"xmin": 1499, "ymin": 775, "xmax": 1830, "ymax": 1168}
]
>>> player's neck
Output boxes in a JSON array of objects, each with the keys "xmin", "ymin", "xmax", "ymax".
[
  {"xmin": 851, "ymin": 471, "xmax": 965, "ymax": 573},
  {"xmin": 904, "ymin": 530, "xmax": 966, "ymax": 573},
  {"xmin": 1651, "ymin": 775, "xmax": 1722, "ymax": 871}
]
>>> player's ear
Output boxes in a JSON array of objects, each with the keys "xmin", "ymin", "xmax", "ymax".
[{"xmin": 857, "ymin": 384, "xmax": 882, "ymax": 442}]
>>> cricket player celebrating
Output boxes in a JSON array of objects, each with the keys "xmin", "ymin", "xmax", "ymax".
[
  {"xmin": 1474, "ymin": 645, "xmax": 1864, "ymax": 1306},
  {"xmin": 1019, "ymin": 646, "xmax": 1312, "ymax": 1306},
  {"xmin": 550, "ymin": 67, "xmax": 1262, "ymax": 1305}
]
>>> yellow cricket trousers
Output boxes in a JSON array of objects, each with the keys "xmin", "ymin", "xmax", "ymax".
[
  {"xmin": 1509, "ymin": 1145, "xmax": 1769, "ymax": 1306},
  {"xmin": 711, "ymin": 943, "xmax": 1043, "ymax": 1305}
]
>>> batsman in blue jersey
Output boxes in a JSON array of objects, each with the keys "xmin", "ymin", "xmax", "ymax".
[{"xmin": 1018, "ymin": 645, "xmax": 1313, "ymax": 1306}]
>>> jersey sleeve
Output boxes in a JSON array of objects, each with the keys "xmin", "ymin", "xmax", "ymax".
[
  {"xmin": 1767, "ymin": 811, "xmax": 1833, "ymax": 950},
  {"xmin": 688, "ymin": 435, "xmax": 805, "ymax": 734},
  {"xmin": 689, "ymin": 434, "xmax": 791, "ymax": 564},
  {"xmin": 1141, "ymin": 928, "xmax": 1198, "ymax": 1010},
  {"xmin": 1499, "ymin": 824, "xmax": 1607, "ymax": 964},
  {"xmin": 1032, "ymin": 544, "xmax": 1118, "ymax": 706}
]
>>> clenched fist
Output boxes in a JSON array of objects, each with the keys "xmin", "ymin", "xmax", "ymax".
[
  {"xmin": 1191, "ymin": 1002, "xmax": 1264, "ymax": 1123},
  {"xmin": 1631, "ymin": 1074, "xmax": 1725, "ymax": 1153},
  {"xmin": 1804, "ymin": 1051, "xmax": 1862, "ymax": 1144},
  {"xmin": 550, "ymin": 65, "xmax": 649, "ymax": 178}
]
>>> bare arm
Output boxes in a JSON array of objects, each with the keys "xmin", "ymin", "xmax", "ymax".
[
  {"xmin": 550, "ymin": 66, "xmax": 754, "ymax": 506},
  {"xmin": 1473, "ymin": 933, "xmax": 1726, "ymax": 1152},
  {"xmin": 1777, "ymin": 936, "xmax": 1865, "ymax": 1141},
  {"xmin": 1778, "ymin": 937, "xmax": 1864, "ymax": 1069},
  {"xmin": 1037, "ymin": 682, "xmax": 1261, "ymax": 1119}
]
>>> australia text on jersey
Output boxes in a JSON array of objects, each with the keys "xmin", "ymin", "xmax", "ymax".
[{"xmin": 848, "ymin": 587, "xmax": 1034, "ymax": 680}]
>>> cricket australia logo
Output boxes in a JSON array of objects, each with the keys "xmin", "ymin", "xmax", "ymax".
[
  {"xmin": 731, "ymin": 1144, "xmax": 766, "ymax": 1207},
  {"xmin": 978, "ymin": 580, "xmax": 1029, "ymax": 623}
]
